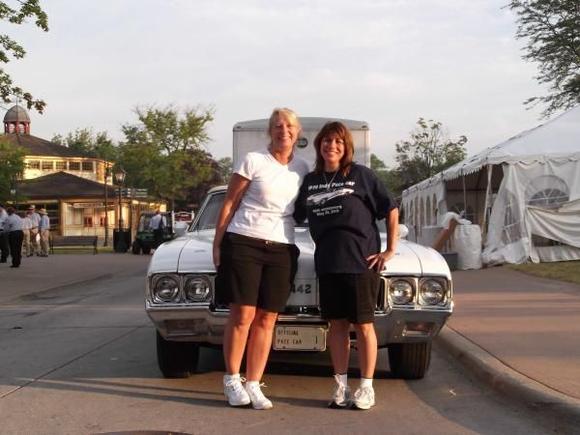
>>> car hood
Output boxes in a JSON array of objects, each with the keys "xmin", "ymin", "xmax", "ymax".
[{"xmin": 148, "ymin": 228, "xmax": 450, "ymax": 279}]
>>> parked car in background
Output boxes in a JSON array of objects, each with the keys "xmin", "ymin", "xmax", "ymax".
[{"xmin": 145, "ymin": 185, "xmax": 454, "ymax": 380}]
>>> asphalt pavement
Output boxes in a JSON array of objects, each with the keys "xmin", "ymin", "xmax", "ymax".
[{"xmin": 1, "ymin": 252, "xmax": 579, "ymax": 427}]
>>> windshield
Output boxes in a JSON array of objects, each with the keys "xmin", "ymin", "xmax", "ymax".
[{"xmin": 193, "ymin": 192, "xmax": 225, "ymax": 230}]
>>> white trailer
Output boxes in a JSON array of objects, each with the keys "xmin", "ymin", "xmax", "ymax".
[{"xmin": 232, "ymin": 117, "xmax": 370, "ymax": 168}]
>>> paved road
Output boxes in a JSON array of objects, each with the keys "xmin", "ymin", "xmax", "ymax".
[{"xmin": 0, "ymin": 256, "xmax": 563, "ymax": 434}]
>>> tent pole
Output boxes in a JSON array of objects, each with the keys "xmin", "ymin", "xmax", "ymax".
[
  {"xmin": 462, "ymin": 171, "xmax": 467, "ymax": 217},
  {"xmin": 482, "ymin": 164, "xmax": 493, "ymax": 240}
]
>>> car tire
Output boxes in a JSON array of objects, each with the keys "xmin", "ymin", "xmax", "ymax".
[
  {"xmin": 156, "ymin": 331, "xmax": 200, "ymax": 378},
  {"xmin": 142, "ymin": 246, "xmax": 151, "ymax": 255},
  {"xmin": 132, "ymin": 241, "xmax": 141, "ymax": 255},
  {"xmin": 388, "ymin": 342, "xmax": 432, "ymax": 379}
]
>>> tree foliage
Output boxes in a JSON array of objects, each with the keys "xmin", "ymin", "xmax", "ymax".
[
  {"xmin": 507, "ymin": 0, "xmax": 580, "ymax": 116},
  {"xmin": 51, "ymin": 128, "xmax": 117, "ymax": 161},
  {"xmin": 216, "ymin": 157, "xmax": 233, "ymax": 184},
  {"xmin": 117, "ymin": 105, "xmax": 217, "ymax": 208},
  {"xmin": 0, "ymin": 0, "xmax": 48, "ymax": 112},
  {"xmin": 370, "ymin": 153, "xmax": 401, "ymax": 198},
  {"xmin": 394, "ymin": 118, "xmax": 467, "ymax": 191},
  {"xmin": 0, "ymin": 138, "xmax": 25, "ymax": 202}
]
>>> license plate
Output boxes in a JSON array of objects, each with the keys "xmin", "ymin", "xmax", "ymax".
[{"xmin": 273, "ymin": 326, "xmax": 327, "ymax": 351}]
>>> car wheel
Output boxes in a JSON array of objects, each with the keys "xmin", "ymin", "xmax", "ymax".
[
  {"xmin": 131, "ymin": 241, "xmax": 141, "ymax": 255},
  {"xmin": 142, "ymin": 246, "xmax": 151, "ymax": 255},
  {"xmin": 156, "ymin": 331, "xmax": 200, "ymax": 378},
  {"xmin": 388, "ymin": 342, "xmax": 432, "ymax": 379}
]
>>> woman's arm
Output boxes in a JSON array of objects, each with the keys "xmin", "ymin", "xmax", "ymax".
[
  {"xmin": 212, "ymin": 174, "xmax": 250, "ymax": 267},
  {"xmin": 366, "ymin": 207, "xmax": 399, "ymax": 271}
]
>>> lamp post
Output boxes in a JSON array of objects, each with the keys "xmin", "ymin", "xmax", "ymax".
[
  {"xmin": 114, "ymin": 167, "xmax": 127, "ymax": 252},
  {"xmin": 103, "ymin": 165, "xmax": 110, "ymax": 247}
]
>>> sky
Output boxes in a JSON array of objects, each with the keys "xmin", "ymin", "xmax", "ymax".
[{"xmin": 3, "ymin": 0, "xmax": 549, "ymax": 166}]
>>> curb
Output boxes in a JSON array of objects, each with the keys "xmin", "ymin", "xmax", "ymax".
[{"xmin": 436, "ymin": 326, "xmax": 580, "ymax": 429}]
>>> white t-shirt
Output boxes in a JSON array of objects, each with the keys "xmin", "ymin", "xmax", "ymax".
[{"xmin": 227, "ymin": 150, "xmax": 310, "ymax": 244}]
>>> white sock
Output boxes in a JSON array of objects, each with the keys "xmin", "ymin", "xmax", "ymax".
[
  {"xmin": 360, "ymin": 377, "xmax": 373, "ymax": 388},
  {"xmin": 246, "ymin": 380, "xmax": 260, "ymax": 388},
  {"xmin": 224, "ymin": 373, "xmax": 240, "ymax": 381},
  {"xmin": 336, "ymin": 373, "xmax": 348, "ymax": 386}
]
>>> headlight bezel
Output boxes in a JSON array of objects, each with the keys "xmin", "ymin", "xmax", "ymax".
[
  {"xmin": 184, "ymin": 274, "xmax": 212, "ymax": 303},
  {"xmin": 149, "ymin": 273, "xmax": 214, "ymax": 305},
  {"xmin": 151, "ymin": 274, "xmax": 180, "ymax": 304},
  {"xmin": 388, "ymin": 278, "xmax": 416, "ymax": 305},
  {"xmin": 418, "ymin": 278, "xmax": 448, "ymax": 306}
]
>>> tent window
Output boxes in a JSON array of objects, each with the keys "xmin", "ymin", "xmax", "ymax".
[
  {"xmin": 502, "ymin": 192, "xmax": 523, "ymax": 245},
  {"xmin": 525, "ymin": 175, "xmax": 569, "ymax": 209}
]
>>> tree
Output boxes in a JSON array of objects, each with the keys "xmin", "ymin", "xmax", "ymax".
[
  {"xmin": 0, "ymin": 138, "xmax": 25, "ymax": 203},
  {"xmin": 51, "ymin": 128, "xmax": 118, "ymax": 161},
  {"xmin": 1, "ymin": 0, "xmax": 48, "ymax": 112},
  {"xmin": 507, "ymin": 0, "xmax": 580, "ymax": 116},
  {"xmin": 216, "ymin": 157, "xmax": 233, "ymax": 183},
  {"xmin": 117, "ymin": 105, "xmax": 217, "ymax": 209},
  {"xmin": 394, "ymin": 118, "xmax": 467, "ymax": 191},
  {"xmin": 370, "ymin": 153, "xmax": 402, "ymax": 198}
]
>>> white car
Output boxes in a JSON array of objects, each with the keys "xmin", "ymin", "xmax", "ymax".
[{"xmin": 145, "ymin": 186, "xmax": 453, "ymax": 379}]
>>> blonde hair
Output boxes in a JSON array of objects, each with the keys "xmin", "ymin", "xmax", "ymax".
[{"xmin": 267, "ymin": 108, "xmax": 302, "ymax": 145}]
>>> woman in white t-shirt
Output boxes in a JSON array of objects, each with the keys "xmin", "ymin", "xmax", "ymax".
[{"xmin": 213, "ymin": 108, "xmax": 310, "ymax": 410}]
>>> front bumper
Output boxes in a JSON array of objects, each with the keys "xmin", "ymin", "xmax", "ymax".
[{"xmin": 146, "ymin": 302, "xmax": 453, "ymax": 347}]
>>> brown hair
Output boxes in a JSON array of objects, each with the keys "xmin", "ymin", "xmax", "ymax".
[{"xmin": 313, "ymin": 121, "xmax": 354, "ymax": 175}]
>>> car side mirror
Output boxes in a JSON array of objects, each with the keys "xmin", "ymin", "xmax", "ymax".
[{"xmin": 399, "ymin": 224, "xmax": 409, "ymax": 239}]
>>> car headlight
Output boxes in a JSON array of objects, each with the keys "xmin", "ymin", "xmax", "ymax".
[
  {"xmin": 419, "ymin": 279, "xmax": 446, "ymax": 305},
  {"xmin": 389, "ymin": 279, "xmax": 414, "ymax": 305},
  {"xmin": 152, "ymin": 275, "xmax": 180, "ymax": 303},
  {"xmin": 184, "ymin": 275, "xmax": 212, "ymax": 303}
]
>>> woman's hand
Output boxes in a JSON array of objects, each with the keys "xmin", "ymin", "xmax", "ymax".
[{"xmin": 366, "ymin": 249, "xmax": 396, "ymax": 272}]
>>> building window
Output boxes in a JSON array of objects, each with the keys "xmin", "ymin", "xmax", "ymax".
[
  {"xmin": 55, "ymin": 161, "xmax": 66, "ymax": 170},
  {"xmin": 41, "ymin": 161, "xmax": 54, "ymax": 170},
  {"xmin": 69, "ymin": 161, "xmax": 81, "ymax": 171},
  {"xmin": 28, "ymin": 160, "xmax": 40, "ymax": 170},
  {"xmin": 82, "ymin": 161, "xmax": 94, "ymax": 172},
  {"xmin": 83, "ymin": 216, "xmax": 93, "ymax": 227}
]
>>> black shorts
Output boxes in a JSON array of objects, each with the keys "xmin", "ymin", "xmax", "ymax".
[
  {"xmin": 319, "ymin": 270, "xmax": 380, "ymax": 324},
  {"xmin": 215, "ymin": 232, "xmax": 298, "ymax": 313}
]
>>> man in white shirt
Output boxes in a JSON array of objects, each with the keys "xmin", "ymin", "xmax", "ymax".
[
  {"xmin": 5, "ymin": 207, "xmax": 24, "ymax": 268},
  {"xmin": 0, "ymin": 204, "xmax": 8, "ymax": 263},
  {"xmin": 148, "ymin": 210, "xmax": 167, "ymax": 250},
  {"xmin": 28, "ymin": 205, "xmax": 41, "ymax": 256},
  {"xmin": 21, "ymin": 210, "xmax": 33, "ymax": 257},
  {"xmin": 38, "ymin": 208, "xmax": 50, "ymax": 257}
]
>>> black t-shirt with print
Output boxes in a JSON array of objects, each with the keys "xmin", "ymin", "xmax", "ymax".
[{"xmin": 294, "ymin": 163, "xmax": 397, "ymax": 274}]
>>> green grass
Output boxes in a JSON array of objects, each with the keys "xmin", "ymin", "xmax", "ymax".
[{"xmin": 508, "ymin": 261, "xmax": 580, "ymax": 286}]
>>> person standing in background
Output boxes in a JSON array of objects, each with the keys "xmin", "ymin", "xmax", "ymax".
[
  {"xmin": 38, "ymin": 208, "xmax": 50, "ymax": 257},
  {"xmin": 21, "ymin": 210, "xmax": 33, "ymax": 257},
  {"xmin": 5, "ymin": 207, "xmax": 24, "ymax": 268},
  {"xmin": 149, "ymin": 210, "xmax": 167, "ymax": 251},
  {"xmin": 29, "ymin": 205, "xmax": 41, "ymax": 256},
  {"xmin": 0, "ymin": 204, "xmax": 9, "ymax": 264}
]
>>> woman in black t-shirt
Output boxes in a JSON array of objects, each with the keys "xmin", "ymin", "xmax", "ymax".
[{"xmin": 294, "ymin": 121, "xmax": 399, "ymax": 410}]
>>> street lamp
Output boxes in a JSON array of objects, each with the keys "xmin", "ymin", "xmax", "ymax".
[
  {"xmin": 103, "ymin": 165, "xmax": 111, "ymax": 247},
  {"xmin": 114, "ymin": 167, "xmax": 127, "ymax": 252}
]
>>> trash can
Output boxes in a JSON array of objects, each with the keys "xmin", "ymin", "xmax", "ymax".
[{"xmin": 113, "ymin": 229, "xmax": 131, "ymax": 253}]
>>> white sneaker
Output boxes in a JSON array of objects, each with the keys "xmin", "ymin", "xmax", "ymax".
[
  {"xmin": 245, "ymin": 381, "xmax": 273, "ymax": 410},
  {"xmin": 329, "ymin": 374, "xmax": 351, "ymax": 408},
  {"xmin": 352, "ymin": 386, "xmax": 375, "ymax": 410},
  {"xmin": 223, "ymin": 374, "xmax": 250, "ymax": 407}
]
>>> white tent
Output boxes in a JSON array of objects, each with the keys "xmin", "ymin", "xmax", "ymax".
[{"xmin": 402, "ymin": 105, "xmax": 580, "ymax": 265}]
